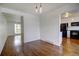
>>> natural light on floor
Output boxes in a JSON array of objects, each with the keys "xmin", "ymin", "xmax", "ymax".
[{"xmin": 14, "ymin": 35, "xmax": 21, "ymax": 46}]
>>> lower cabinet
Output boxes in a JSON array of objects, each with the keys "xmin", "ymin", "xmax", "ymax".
[
  {"xmin": 70, "ymin": 30, "xmax": 79, "ymax": 39},
  {"xmin": 62, "ymin": 31, "xmax": 67, "ymax": 38}
]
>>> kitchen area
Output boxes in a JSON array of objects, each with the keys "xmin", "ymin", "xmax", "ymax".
[{"xmin": 61, "ymin": 11, "xmax": 79, "ymax": 39}]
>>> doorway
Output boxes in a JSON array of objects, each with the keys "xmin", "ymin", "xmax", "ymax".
[{"xmin": 14, "ymin": 23, "xmax": 21, "ymax": 35}]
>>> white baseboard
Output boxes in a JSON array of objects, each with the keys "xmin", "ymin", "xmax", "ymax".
[{"xmin": 40, "ymin": 39, "xmax": 61, "ymax": 46}]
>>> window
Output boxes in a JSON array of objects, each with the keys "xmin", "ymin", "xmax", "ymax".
[{"xmin": 15, "ymin": 24, "xmax": 21, "ymax": 34}]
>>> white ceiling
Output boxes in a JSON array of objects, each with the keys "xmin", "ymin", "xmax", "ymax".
[
  {"xmin": 0, "ymin": 3, "xmax": 66, "ymax": 14},
  {"xmin": 0, "ymin": 3, "xmax": 78, "ymax": 15}
]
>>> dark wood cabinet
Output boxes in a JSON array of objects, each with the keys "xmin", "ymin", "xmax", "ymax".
[
  {"xmin": 60, "ymin": 23, "xmax": 68, "ymax": 31},
  {"xmin": 70, "ymin": 30, "xmax": 79, "ymax": 39},
  {"xmin": 71, "ymin": 22, "xmax": 79, "ymax": 26},
  {"xmin": 60, "ymin": 23, "xmax": 68, "ymax": 38}
]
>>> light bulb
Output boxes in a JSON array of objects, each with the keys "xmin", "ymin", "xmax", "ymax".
[
  {"xmin": 39, "ymin": 3, "xmax": 42, "ymax": 13},
  {"xmin": 39, "ymin": 7, "xmax": 42, "ymax": 13},
  {"xmin": 65, "ymin": 12, "xmax": 69, "ymax": 17},
  {"xmin": 72, "ymin": 19, "xmax": 74, "ymax": 21},
  {"xmin": 35, "ymin": 8, "xmax": 38, "ymax": 13},
  {"xmin": 35, "ymin": 5, "xmax": 38, "ymax": 13}
]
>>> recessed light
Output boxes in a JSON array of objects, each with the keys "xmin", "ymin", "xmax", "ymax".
[{"xmin": 72, "ymin": 19, "xmax": 74, "ymax": 21}]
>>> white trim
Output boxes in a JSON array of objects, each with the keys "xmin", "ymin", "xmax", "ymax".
[{"xmin": 59, "ymin": 14, "xmax": 62, "ymax": 46}]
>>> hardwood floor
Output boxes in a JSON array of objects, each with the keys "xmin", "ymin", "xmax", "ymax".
[
  {"xmin": 1, "ymin": 35, "xmax": 79, "ymax": 56},
  {"xmin": 62, "ymin": 38, "xmax": 79, "ymax": 56},
  {"xmin": 1, "ymin": 35, "xmax": 24, "ymax": 56}
]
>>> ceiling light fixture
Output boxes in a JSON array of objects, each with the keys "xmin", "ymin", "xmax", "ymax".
[
  {"xmin": 65, "ymin": 12, "xmax": 69, "ymax": 17},
  {"xmin": 72, "ymin": 19, "xmax": 74, "ymax": 21},
  {"xmin": 35, "ymin": 3, "xmax": 42, "ymax": 13}
]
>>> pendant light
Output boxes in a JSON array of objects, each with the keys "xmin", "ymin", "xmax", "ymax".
[
  {"xmin": 35, "ymin": 5, "xmax": 38, "ymax": 13},
  {"xmin": 35, "ymin": 3, "xmax": 42, "ymax": 13},
  {"xmin": 39, "ymin": 3, "xmax": 42, "ymax": 13}
]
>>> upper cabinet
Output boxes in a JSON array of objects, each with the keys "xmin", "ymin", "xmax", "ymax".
[{"xmin": 71, "ymin": 22, "xmax": 79, "ymax": 26}]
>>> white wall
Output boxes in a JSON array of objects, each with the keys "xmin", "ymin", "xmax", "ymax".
[
  {"xmin": 24, "ymin": 14, "xmax": 40, "ymax": 43},
  {"xmin": 7, "ymin": 22, "xmax": 15, "ymax": 36},
  {"xmin": 40, "ymin": 4, "xmax": 79, "ymax": 46},
  {"xmin": 0, "ymin": 12, "xmax": 7, "ymax": 54},
  {"xmin": 40, "ymin": 12, "xmax": 61, "ymax": 46}
]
